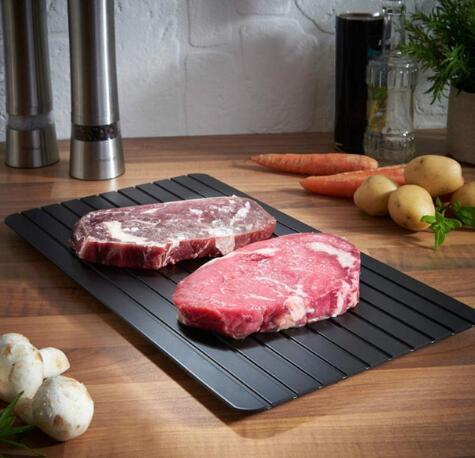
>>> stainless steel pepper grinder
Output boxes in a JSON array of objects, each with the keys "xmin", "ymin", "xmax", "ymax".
[
  {"xmin": 1, "ymin": 0, "xmax": 59, "ymax": 168},
  {"xmin": 68, "ymin": 0, "xmax": 125, "ymax": 180}
]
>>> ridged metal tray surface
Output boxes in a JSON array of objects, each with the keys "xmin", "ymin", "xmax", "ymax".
[{"xmin": 5, "ymin": 174, "xmax": 475, "ymax": 411}]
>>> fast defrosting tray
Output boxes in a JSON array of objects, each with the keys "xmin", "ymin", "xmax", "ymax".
[{"xmin": 5, "ymin": 174, "xmax": 475, "ymax": 411}]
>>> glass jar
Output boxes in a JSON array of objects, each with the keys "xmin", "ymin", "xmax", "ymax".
[{"xmin": 364, "ymin": 0, "xmax": 418, "ymax": 164}]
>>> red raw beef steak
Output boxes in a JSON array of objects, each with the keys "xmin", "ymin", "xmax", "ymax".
[{"xmin": 173, "ymin": 232, "xmax": 361, "ymax": 339}]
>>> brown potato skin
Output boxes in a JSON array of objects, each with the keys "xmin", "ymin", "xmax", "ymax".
[
  {"xmin": 354, "ymin": 175, "xmax": 398, "ymax": 216},
  {"xmin": 388, "ymin": 185, "xmax": 435, "ymax": 231},
  {"xmin": 405, "ymin": 155, "xmax": 464, "ymax": 197},
  {"xmin": 451, "ymin": 181, "xmax": 475, "ymax": 207}
]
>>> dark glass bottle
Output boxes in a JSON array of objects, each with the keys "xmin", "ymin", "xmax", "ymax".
[{"xmin": 335, "ymin": 2, "xmax": 383, "ymax": 153}]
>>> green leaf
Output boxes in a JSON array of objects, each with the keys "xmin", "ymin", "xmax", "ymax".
[
  {"xmin": 421, "ymin": 202, "xmax": 464, "ymax": 250},
  {"xmin": 443, "ymin": 218, "xmax": 463, "ymax": 231},
  {"xmin": 0, "ymin": 439, "xmax": 45, "ymax": 456},
  {"xmin": 0, "ymin": 393, "xmax": 23, "ymax": 434},
  {"xmin": 434, "ymin": 197, "xmax": 444, "ymax": 212},
  {"xmin": 0, "ymin": 394, "xmax": 43, "ymax": 457},
  {"xmin": 452, "ymin": 201, "xmax": 475, "ymax": 227},
  {"xmin": 0, "ymin": 418, "xmax": 16, "ymax": 436},
  {"xmin": 401, "ymin": 0, "xmax": 475, "ymax": 101},
  {"xmin": 434, "ymin": 228, "xmax": 447, "ymax": 250},
  {"xmin": 421, "ymin": 215, "xmax": 437, "ymax": 224},
  {"xmin": 1, "ymin": 426, "xmax": 35, "ymax": 438}
]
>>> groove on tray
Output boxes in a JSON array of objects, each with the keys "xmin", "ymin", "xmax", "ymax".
[
  {"xmin": 307, "ymin": 320, "xmax": 387, "ymax": 369},
  {"xmin": 323, "ymin": 318, "xmax": 393, "ymax": 359},
  {"xmin": 75, "ymin": 192, "xmax": 321, "ymax": 398},
  {"xmin": 356, "ymin": 296, "xmax": 438, "ymax": 343},
  {"xmin": 348, "ymin": 310, "xmax": 415, "ymax": 350},
  {"xmin": 362, "ymin": 255, "xmax": 475, "ymax": 324},
  {"xmin": 331, "ymin": 313, "xmax": 409, "ymax": 357},
  {"xmin": 7, "ymin": 212, "xmax": 269, "ymax": 411},
  {"xmin": 352, "ymin": 300, "xmax": 431, "ymax": 348},
  {"xmin": 359, "ymin": 283, "xmax": 452, "ymax": 339},
  {"xmin": 361, "ymin": 269, "xmax": 471, "ymax": 332},
  {"xmin": 254, "ymin": 333, "xmax": 344, "ymax": 386},
  {"xmin": 283, "ymin": 328, "xmax": 367, "ymax": 376}
]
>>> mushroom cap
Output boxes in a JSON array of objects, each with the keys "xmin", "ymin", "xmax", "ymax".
[
  {"xmin": 40, "ymin": 348, "xmax": 70, "ymax": 378},
  {"xmin": 0, "ymin": 340, "xmax": 44, "ymax": 402},
  {"xmin": 32, "ymin": 376, "xmax": 94, "ymax": 442},
  {"xmin": 0, "ymin": 333, "xmax": 30, "ymax": 347}
]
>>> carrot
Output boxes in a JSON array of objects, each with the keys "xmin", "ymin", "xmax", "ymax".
[
  {"xmin": 251, "ymin": 153, "xmax": 378, "ymax": 176},
  {"xmin": 300, "ymin": 165, "xmax": 406, "ymax": 198}
]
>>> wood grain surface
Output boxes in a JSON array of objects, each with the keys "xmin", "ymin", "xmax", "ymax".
[{"xmin": 0, "ymin": 132, "xmax": 474, "ymax": 458}]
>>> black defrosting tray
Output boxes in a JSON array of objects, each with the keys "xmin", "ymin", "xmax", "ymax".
[{"xmin": 5, "ymin": 174, "xmax": 475, "ymax": 412}]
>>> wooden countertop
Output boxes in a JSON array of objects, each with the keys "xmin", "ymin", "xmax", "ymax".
[{"xmin": 1, "ymin": 132, "xmax": 474, "ymax": 457}]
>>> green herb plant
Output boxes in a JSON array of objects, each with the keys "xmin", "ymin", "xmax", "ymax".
[
  {"xmin": 401, "ymin": 0, "xmax": 475, "ymax": 102},
  {"xmin": 421, "ymin": 198, "xmax": 475, "ymax": 250},
  {"xmin": 0, "ymin": 393, "xmax": 44, "ymax": 458}
]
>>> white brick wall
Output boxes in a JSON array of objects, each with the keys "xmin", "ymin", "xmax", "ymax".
[{"xmin": 0, "ymin": 0, "xmax": 445, "ymax": 140}]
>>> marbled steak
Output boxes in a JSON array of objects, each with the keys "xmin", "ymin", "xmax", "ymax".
[{"xmin": 71, "ymin": 196, "xmax": 276, "ymax": 269}]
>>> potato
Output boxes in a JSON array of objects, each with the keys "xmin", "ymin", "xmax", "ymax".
[
  {"xmin": 354, "ymin": 175, "xmax": 398, "ymax": 216},
  {"xmin": 451, "ymin": 181, "xmax": 475, "ymax": 207},
  {"xmin": 405, "ymin": 155, "xmax": 464, "ymax": 197},
  {"xmin": 388, "ymin": 185, "xmax": 435, "ymax": 231}
]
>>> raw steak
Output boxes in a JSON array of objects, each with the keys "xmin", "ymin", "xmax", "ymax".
[
  {"xmin": 71, "ymin": 196, "xmax": 276, "ymax": 269},
  {"xmin": 173, "ymin": 233, "xmax": 360, "ymax": 339}
]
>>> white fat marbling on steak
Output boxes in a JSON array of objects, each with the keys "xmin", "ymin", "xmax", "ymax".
[
  {"xmin": 245, "ymin": 247, "xmax": 279, "ymax": 256},
  {"xmin": 307, "ymin": 241, "xmax": 356, "ymax": 269},
  {"xmin": 230, "ymin": 201, "xmax": 250, "ymax": 223},
  {"xmin": 189, "ymin": 208, "xmax": 203, "ymax": 216},
  {"xmin": 103, "ymin": 221, "xmax": 149, "ymax": 244},
  {"xmin": 215, "ymin": 235, "xmax": 235, "ymax": 255},
  {"xmin": 285, "ymin": 295, "xmax": 307, "ymax": 321}
]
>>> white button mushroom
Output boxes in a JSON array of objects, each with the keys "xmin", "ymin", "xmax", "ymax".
[
  {"xmin": 0, "ymin": 338, "xmax": 44, "ymax": 423},
  {"xmin": 0, "ymin": 334, "xmax": 93, "ymax": 442},
  {"xmin": 0, "ymin": 334, "xmax": 71, "ymax": 423},
  {"xmin": 32, "ymin": 376, "xmax": 94, "ymax": 442},
  {"xmin": 39, "ymin": 348, "xmax": 71, "ymax": 378}
]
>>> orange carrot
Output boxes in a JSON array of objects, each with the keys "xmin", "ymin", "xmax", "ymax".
[
  {"xmin": 251, "ymin": 153, "xmax": 378, "ymax": 176},
  {"xmin": 300, "ymin": 165, "xmax": 406, "ymax": 198}
]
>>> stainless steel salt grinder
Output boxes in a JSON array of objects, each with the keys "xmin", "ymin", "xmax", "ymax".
[
  {"xmin": 1, "ymin": 0, "xmax": 59, "ymax": 168},
  {"xmin": 68, "ymin": 0, "xmax": 125, "ymax": 180}
]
